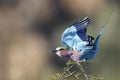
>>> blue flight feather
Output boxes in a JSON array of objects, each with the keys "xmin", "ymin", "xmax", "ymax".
[{"xmin": 79, "ymin": 27, "xmax": 104, "ymax": 61}]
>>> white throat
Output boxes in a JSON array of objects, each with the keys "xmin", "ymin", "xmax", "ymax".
[{"xmin": 56, "ymin": 51, "xmax": 62, "ymax": 57}]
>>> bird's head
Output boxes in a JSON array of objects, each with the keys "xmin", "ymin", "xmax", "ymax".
[{"xmin": 51, "ymin": 47, "xmax": 66, "ymax": 57}]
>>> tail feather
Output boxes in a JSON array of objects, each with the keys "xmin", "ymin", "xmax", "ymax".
[{"xmin": 93, "ymin": 27, "xmax": 104, "ymax": 50}]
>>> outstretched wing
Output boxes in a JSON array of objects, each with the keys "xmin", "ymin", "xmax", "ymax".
[
  {"xmin": 61, "ymin": 16, "xmax": 91, "ymax": 49},
  {"xmin": 73, "ymin": 16, "xmax": 91, "ymax": 41},
  {"xmin": 79, "ymin": 27, "xmax": 104, "ymax": 61}
]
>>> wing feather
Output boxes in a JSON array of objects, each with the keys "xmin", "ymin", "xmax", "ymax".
[{"xmin": 61, "ymin": 17, "xmax": 91, "ymax": 49}]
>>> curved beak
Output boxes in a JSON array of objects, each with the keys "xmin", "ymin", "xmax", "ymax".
[{"xmin": 51, "ymin": 49, "xmax": 57, "ymax": 53}]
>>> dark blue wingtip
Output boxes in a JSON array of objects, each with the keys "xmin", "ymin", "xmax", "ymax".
[
  {"xmin": 83, "ymin": 16, "xmax": 90, "ymax": 20},
  {"xmin": 72, "ymin": 16, "xmax": 91, "ymax": 27},
  {"xmin": 73, "ymin": 16, "xmax": 91, "ymax": 29},
  {"xmin": 81, "ymin": 16, "xmax": 91, "ymax": 23}
]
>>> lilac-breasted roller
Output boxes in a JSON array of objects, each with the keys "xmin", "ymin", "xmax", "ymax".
[{"xmin": 52, "ymin": 16, "xmax": 104, "ymax": 61}]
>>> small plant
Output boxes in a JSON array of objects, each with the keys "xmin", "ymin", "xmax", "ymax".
[
  {"xmin": 88, "ymin": 74, "xmax": 104, "ymax": 80},
  {"xmin": 49, "ymin": 60, "xmax": 104, "ymax": 80}
]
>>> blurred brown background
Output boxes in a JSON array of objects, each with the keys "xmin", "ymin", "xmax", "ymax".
[{"xmin": 0, "ymin": 0, "xmax": 119, "ymax": 80}]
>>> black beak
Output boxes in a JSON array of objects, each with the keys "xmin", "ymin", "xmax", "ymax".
[{"xmin": 51, "ymin": 49, "xmax": 57, "ymax": 53}]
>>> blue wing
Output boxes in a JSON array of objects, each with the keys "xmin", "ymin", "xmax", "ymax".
[
  {"xmin": 61, "ymin": 16, "xmax": 91, "ymax": 49},
  {"xmin": 79, "ymin": 27, "xmax": 104, "ymax": 61},
  {"xmin": 72, "ymin": 16, "xmax": 91, "ymax": 41}
]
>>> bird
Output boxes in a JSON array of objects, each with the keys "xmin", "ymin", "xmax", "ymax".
[{"xmin": 52, "ymin": 16, "xmax": 104, "ymax": 61}]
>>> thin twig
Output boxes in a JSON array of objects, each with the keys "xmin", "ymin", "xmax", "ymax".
[
  {"xmin": 57, "ymin": 71, "xmax": 75, "ymax": 80},
  {"xmin": 56, "ymin": 62, "xmax": 76, "ymax": 80},
  {"xmin": 77, "ymin": 61, "xmax": 89, "ymax": 80},
  {"xmin": 62, "ymin": 62, "xmax": 76, "ymax": 75},
  {"xmin": 74, "ymin": 73, "xmax": 81, "ymax": 80}
]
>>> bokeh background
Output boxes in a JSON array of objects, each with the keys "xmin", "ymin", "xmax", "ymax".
[{"xmin": 0, "ymin": 0, "xmax": 119, "ymax": 80}]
